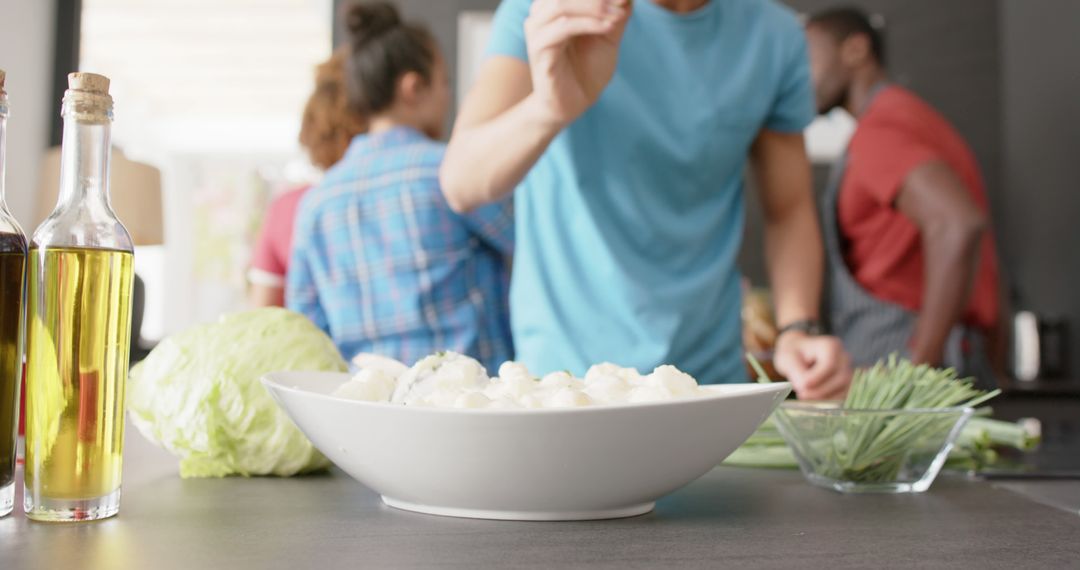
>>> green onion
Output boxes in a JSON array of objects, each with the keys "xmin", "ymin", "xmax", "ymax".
[
  {"xmin": 746, "ymin": 354, "xmax": 772, "ymax": 384},
  {"xmin": 841, "ymin": 354, "xmax": 1001, "ymax": 410},
  {"xmin": 814, "ymin": 356, "xmax": 999, "ymax": 482},
  {"xmin": 734, "ymin": 354, "xmax": 1029, "ymax": 475},
  {"xmin": 727, "ymin": 416, "xmax": 1036, "ymax": 471}
]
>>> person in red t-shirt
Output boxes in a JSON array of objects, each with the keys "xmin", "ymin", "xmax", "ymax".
[
  {"xmin": 805, "ymin": 8, "xmax": 1001, "ymax": 385},
  {"xmin": 248, "ymin": 48, "xmax": 367, "ymax": 307}
]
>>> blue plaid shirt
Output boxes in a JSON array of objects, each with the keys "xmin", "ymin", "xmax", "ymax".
[{"xmin": 286, "ymin": 127, "xmax": 514, "ymax": 370}]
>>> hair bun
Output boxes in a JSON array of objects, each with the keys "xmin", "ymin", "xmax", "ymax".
[{"xmin": 345, "ymin": 1, "xmax": 401, "ymax": 41}]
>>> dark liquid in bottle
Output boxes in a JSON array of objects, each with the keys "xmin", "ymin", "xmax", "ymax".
[{"xmin": 0, "ymin": 231, "xmax": 27, "ymax": 490}]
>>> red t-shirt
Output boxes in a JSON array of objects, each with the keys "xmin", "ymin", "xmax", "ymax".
[
  {"xmin": 839, "ymin": 86, "xmax": 1000, "ymax": 331},
  {"xmin": 249, "ymin": 185, "xmax": 310, "ymax": 286}
]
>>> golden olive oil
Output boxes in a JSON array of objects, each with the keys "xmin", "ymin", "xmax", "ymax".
[{"xmin": 25, "ymin": 247, "xmax": 133, "ymax": 505}]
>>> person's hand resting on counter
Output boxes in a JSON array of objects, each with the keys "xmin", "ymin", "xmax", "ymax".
[{"xmin": 774, "ymin": 329, "xmax": 852, "ymax": 401}]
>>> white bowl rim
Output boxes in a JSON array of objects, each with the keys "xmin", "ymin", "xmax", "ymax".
[{"xmin": 261, "ymin": 371, "xmax": 792, "ymax": 417}]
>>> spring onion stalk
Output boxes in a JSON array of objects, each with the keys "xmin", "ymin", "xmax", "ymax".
[{"xmin": 733, "ymin": 354, "xmax": 1031, "ymax": 474}]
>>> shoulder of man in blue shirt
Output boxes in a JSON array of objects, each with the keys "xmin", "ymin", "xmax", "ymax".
[
  {"xmin": 487, "ymin": 0, "xmax": 814, "ymax": 136},
  {"xmin": 489, "ymin": 0, "xmax": 807, "ymax": 57}
]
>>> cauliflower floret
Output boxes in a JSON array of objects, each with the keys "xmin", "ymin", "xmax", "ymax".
[
  {"xmin": 518, "ymin": 388, "xmax": 555, "ymax": 409},
  {"xmin": 498, "ymin": 361, "xmax": 532, "ymax": 380},
  {"xmin": 490, "ymin": 361, "xmax": 539, "ymax": 399},
  {"xmin": 332, "ymin": 368, "xmax": 397, "ymax": 402},
  {"xmin": 433, "ymin": 357, "xmax": 488, "ymax": 390},
  {"xmin": 419, "ymin": 388, "xmax": 463, "ymax": 408},
  {"xmin": 644, "ymin": 365, "xmax": 700, "ymax": 397},
  {"xmin": 544, "ymin": 388, "xmax": 594, "ymax": 408},
  {"xmin": 539, "ymin": 371, "xmax": 584, "ymax": 391},
  {"xmin": 453, "ymin": 391, "xmax": 492, "ymax": 409},
  {"xmin": 582, "ymin": 374, "xmax": 631, "ymax": 405},
  {"xmin": 367, "ymin": 353, "xmax": 704, "ymax": 409},
  {"xmin": 350, "ymin": 353, "xmax": 408, "ymax": 378},
  {"xmin": 627, "ymin": 386, "xmax": 670, "ymax": 403},
  {"xmin": 485, "ymin": 396, "xmax": 521, "ymax": 409},
  {"xmin": 584, "ymin": 363, "xmax": 644, "ymax": 385},
  {"xmin": 392, "ymin": 352, "xmax": 489, "ymax": 405}
]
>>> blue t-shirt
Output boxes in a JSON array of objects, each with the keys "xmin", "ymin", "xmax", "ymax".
[{"xmin": 487, "ymin": 0, "xmax": 815, "ymax": 383}]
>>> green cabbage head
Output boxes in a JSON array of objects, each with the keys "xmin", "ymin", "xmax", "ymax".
[{"xmin": 128, "ymin": 308, "xmax": 345, "ymax": 477}]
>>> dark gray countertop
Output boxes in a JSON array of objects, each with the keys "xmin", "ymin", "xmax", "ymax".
[{"xmin": 3, "ymin": 430, "xmax": 1079, "ymax": 569}]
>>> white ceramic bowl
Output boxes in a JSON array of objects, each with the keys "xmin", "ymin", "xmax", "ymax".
[{"xmin": 262, "ymin": 371, "xmax": 790, "ymax": 521}]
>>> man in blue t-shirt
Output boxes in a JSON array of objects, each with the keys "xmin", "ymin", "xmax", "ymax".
[{"xmin": 441, "ymin": 0, "xmax": 851, "ymax": 399}]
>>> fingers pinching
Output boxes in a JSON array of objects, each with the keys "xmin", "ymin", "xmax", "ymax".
[
  {"xmin": 530, "ymin": 16, "xmax": 617, "ymax": 50},
  {"xmin": 530, "ymin": 0, "xmax": 620, "ymax": 26}
]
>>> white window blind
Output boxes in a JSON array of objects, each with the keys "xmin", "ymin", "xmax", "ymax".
[{"xmin": 80, "ymin": 0, "xmax": 333, "ymax": 340}]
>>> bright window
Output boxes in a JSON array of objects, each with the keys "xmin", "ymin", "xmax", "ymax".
[{"xmin": 80, "ymin": 0, "xmax": 333, "ymax": 340}]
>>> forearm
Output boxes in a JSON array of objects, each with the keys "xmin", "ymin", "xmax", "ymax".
[
  {"xmin": 909, "ymin": 224, "xmax": 984, "ymax": 364},
  {"xmin": 751, "ymin": 131, "xmax": 824, "ymax": 328},
  {"xmin": 441, "ymin": 94, "xmax": 563, "ymax": 212},
  {"xmin": 895, "ymin": 161, "xmax": 989, "ymax": 365},
  {"xmin": 765, "ymin": 204, "xmax": 824, "ymax": 326},
  {"xmin": 764, "ymin": 200, "xmax": 850, "ymax": 401}
]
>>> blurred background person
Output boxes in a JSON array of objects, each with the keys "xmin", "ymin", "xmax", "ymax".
[
  {"xmin": 247, "ymin": 48, "xmax": 367, "ymax": 308},
  {"xmin": 806, "ymin": 7, "xmax": 1002, "ymax": 387},
  {"xmin": 287, "ymin": 1, "xmax": 514, "ymax": 370}
]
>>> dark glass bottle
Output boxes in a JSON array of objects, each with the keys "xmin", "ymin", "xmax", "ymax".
[{"xmin": 0, "ymin": 69, "xmax": 29, "ymax": 519}]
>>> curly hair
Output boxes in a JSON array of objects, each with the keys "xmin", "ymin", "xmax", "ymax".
[{"xmin": 299, "ymin": 47, "xmax": 368, "ymax": 170}]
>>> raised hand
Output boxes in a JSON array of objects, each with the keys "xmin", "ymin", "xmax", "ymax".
[{"xmin": 524, "ymin": 0, "xmax": 632, "ymax": 127}]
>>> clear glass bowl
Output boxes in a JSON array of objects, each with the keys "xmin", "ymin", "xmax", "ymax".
[{"xmin": 773, "ymin": 401, "xmax": 974, "ymax": 494}]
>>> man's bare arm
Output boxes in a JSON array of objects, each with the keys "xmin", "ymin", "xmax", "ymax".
[
  {"xmin": 440, "ymin": 58, "xmax": 560, "ymax": 212},
  {"xmin": 750, "ymin": 130, "xmax": 823, "ymax": 328},
  {"xmin": 751, "ymin": 129, "xmax": 850, "ymax": 400},
  {"xmin": 440, "ymin": 0, "xmax": 630, "ymax": 212},
  {"xmin": 895, "ymin": 161, "xmax": 987, "ymax": 365}
]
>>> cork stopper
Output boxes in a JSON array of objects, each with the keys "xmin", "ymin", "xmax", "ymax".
[
  {"xmin": 63, "ymin": 71, "xmax": 113, "ymax": 123},
  {"xmin": 0, "ymin": 69, "xmax": 6, "ymax": 98},
  {"xmin": 68, "ymin": 72, "xmax": 110, "ymax": 95}
]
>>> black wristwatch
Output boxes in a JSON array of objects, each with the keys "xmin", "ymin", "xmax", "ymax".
[{"xmin": 777, "ymin": 319, "xmax": 824, "ymax": 339}]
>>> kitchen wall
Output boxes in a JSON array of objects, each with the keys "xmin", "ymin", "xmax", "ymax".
[
  {"xmin": 0, "ymin": 0, "xmax": 56, "ymax": 228},
  {"xmin": 999, "ymin": 0, "xmax": 1080, "ymax": 372}
]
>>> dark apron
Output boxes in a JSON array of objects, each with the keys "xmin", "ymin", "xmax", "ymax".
[{"xmin": 821, "ymin": 85, "xmax": 994, "ymax": 388}]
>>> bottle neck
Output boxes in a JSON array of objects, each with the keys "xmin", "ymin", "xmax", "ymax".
[{"xmin": 54, "ymin": 109, "xmax": 113, "ymax": 216}]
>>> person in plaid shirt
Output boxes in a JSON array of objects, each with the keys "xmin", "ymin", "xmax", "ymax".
[{"xmin": 287, "ymin": 1, "xmax": 513, "ymax": 371}]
